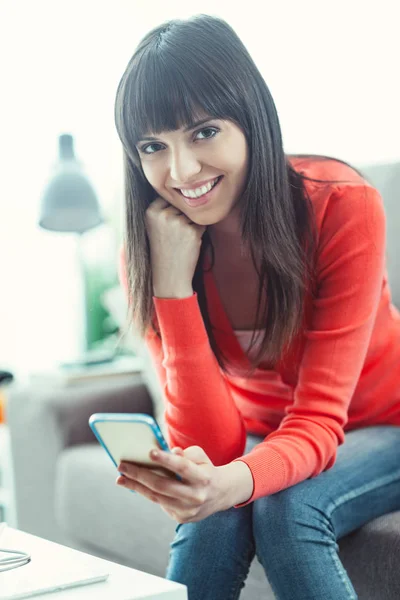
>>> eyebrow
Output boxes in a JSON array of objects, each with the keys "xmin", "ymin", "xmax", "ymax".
[{"xmin": 137, "ymin": 118, "xmax": 215, "ymax": 143}]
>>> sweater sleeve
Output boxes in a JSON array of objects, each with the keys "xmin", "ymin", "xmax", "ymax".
[
  {"xmin": 118, "ymin": 249, "xmax": 247, "ymax": 466},
  {"xmin": 233, "ymin": 184, "xmax": 387, "ymax": 506}
]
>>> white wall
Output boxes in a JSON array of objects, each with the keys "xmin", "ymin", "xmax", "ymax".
[{"xmin": 0, "ymin": 0, "xmax": 399, "ymax": 374}]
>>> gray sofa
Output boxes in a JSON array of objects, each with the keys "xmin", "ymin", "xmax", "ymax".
[{"xmin": 8, "ymin": 160, "xmax": 400, "ymax": 599}]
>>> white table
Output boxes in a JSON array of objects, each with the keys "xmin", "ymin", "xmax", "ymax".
[{"xmin": 0, "ymin": 527, "xmax": 187, "ymax": 599}]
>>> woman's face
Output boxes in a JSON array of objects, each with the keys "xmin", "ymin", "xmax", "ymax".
[{"xmin": 136, "ymin": 117, "xmax": 249, "ymax": 227}]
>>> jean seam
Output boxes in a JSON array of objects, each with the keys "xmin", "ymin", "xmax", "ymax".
[
  {"xmin": 325, "ymin": 468, "xmax": 400, "ymax": 518},
  {"xmin": 226, "ymin": 540, "xmax": 255, "ymax": 600},
  {"xmin": 255, "ymin": 544, "xmax": 358, "ymax": 600},
  {"xmin": 328, "ymin": 545, "xmax": 358, "ymax": 600}
]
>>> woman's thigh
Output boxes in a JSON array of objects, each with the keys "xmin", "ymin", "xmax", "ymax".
[{"xmin": 265, "ymin": 425, "xmax": 400, "ymax": 538}]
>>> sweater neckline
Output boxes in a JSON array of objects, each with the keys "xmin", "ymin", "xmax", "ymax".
[{"xmin": 202, "ymin": 253, "xmax": 257, "ymax": 372}]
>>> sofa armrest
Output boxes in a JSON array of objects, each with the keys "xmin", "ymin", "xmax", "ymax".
[
  {"xmin": 7, "ymin": 374, "xmax": 153, "ymax": 543},
  {"xmin": 50, "ymin": 376, "xmax": 154, "ymax": 447}
]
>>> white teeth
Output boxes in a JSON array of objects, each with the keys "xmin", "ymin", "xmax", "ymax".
[{"xmin": 180, "ymin": 177, "xmax": 219, "ymax": 199}]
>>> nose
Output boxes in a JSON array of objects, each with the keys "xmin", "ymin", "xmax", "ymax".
[{"xmin": 169, "ymin": 145, "xmax": 202, "ymax": 184}]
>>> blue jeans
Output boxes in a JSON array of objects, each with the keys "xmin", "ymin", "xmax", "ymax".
[{"xmin": 165, "ymin": 425, "xmax": 400, "ymax": 599}]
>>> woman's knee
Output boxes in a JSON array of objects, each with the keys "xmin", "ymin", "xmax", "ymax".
[{"xmin": 252, "ymin": 483, "xmax": 335, "ymax": 551}]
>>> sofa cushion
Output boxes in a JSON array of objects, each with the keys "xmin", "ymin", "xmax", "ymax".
[
  {"xmin": 55, "ymin": 444, "xmax": 176, "ymax": 575},
  {"xmin": 359, "ymin": 161, "xmax": 400, "ymax": 308},
  {"xmin": 338, "ymin": 511, "xmax": 400, "ymax": 599}
]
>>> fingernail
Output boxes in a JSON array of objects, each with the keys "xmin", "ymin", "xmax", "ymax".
[{"xmin": 150, "ymin": 450, "xmax": 159, "ymax": 459}]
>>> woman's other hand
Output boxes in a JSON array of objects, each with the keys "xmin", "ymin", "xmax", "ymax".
[
  {"xmin": 116, "ymin": 446, "xmax": 238, "ymax": 524},
  {"xmin": 145, "ymin": 197, "xmax": 207, "ymax": 298}
]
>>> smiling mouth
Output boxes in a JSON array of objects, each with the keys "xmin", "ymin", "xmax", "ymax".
[{"xmin": 176, "ymin": 176, "xmax": 223, "ymax": 199}]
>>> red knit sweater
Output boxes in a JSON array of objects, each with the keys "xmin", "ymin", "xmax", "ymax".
[{"xmin": 120, "ymin": 157, "xmax": 400, "ymax": 507}]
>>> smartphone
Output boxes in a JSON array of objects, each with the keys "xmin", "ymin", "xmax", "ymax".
[{"xmin": 89, "ymin": 413, "xmax": 180, "ymax": 480}]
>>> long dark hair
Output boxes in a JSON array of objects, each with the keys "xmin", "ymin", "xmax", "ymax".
[{"xmin": 114, "ymin": 14, "xmax": 369, "ymax": 378}]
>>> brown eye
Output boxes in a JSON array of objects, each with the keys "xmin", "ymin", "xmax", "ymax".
[
  {"xmin": 194, "ymin": 127, "xmax": 219, "ymax": 141},
  {"xmin": 140, "ymin": 143, "xmax": 164, "ymax": 155}
]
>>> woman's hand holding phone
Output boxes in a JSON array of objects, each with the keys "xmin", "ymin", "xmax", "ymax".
[
  {"xmin": 145, "ymin": 197, "xmax": 207, "ymax": 298},
  {"xmin": 116, "ymin": 445, "xmax": 236, "ymax": 524}
]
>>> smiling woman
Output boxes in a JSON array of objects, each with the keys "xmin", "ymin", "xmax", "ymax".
[
  {"xmin": 113, "ymin": 12, "xmax": 400, "ymax": 600},
  {"xmin": 114, "ymin": 14, "xmax": 319, "ymax": 372}
]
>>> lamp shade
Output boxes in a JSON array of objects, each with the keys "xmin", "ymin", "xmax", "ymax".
[{"xmin": 39, "ymin": 134, "xmax": 103, "ymax": 234}]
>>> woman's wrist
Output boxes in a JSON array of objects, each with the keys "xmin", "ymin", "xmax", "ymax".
[
  {"xmin": 218, "ymin": 461, "xmax": 254, "ymax": 508},
  {"xmin": 153, "ymin": 285, "xmax": 194, "ymax": 299}
]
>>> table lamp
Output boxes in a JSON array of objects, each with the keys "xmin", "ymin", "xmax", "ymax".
[
  {"xmin": 39, "ymin": 134, "xmax": 103, "ymax": 233},
  {"xmin": 39, "ymin": 134, "xmax": 104, "ymax": 360}
]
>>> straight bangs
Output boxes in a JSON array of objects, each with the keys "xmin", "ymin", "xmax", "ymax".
[{"xmin": 115, "ymin": 47, "xmax": 243, "ymax": 164}]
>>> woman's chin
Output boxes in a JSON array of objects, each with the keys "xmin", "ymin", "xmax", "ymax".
[{"xmin": 189, "ymin": 214, "xmax": 222, "ymax": 227}]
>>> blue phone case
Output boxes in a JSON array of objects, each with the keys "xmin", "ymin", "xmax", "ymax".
[{"xmin": 88, "ymin": 413, "xmax": 181, "ymax": 485}]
